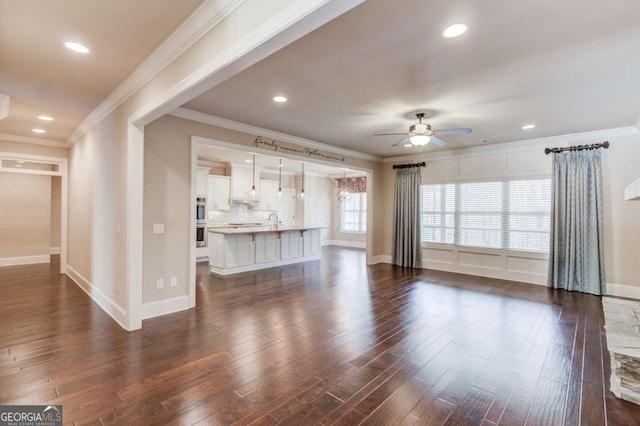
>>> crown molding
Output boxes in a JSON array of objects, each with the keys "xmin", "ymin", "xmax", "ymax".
[
  {"xmin": 66, "ymin": 0, "xmax": 246, "ymax": 145},
  {"xmin": 0, "ymin": 132, "xmax": 70, "ymax": 148},
  {"xmin": 171, "ymin": 107, "xmax": 382, "ymax": 163},
  {"xmin": 382, "ymin": 126, "xmax": 640, "ymax": 163},
  {"xmin": 0, "ymin": 94, "xmax": 9, "ymax": 120}
]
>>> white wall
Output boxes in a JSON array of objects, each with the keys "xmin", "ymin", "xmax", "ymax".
[
  {"xmin": 296, "ymin": 174, "xmax": 332, "ymax": 242},
  {"xmin": 379, "ymin": 128, "xmax": 640, "ymax": 297},
  {"xmin": 0, "ymin": 173, "xmax": 51, "ymax": 264}
]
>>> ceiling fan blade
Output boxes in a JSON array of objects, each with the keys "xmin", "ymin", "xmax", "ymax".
[
  {"xmin": 375, "ymin": 132, "xmax": 409, "ymax": 136},
  {"xmin": 391, "ymin": 138, "xmax": 410, "ymax": 147},
  {"xmin": 433, "ymin": 128, "xmax": 472, "ymax": 135},
  {"xmin": 430, "ymin": 136, "xmax": 448, "ymax": 147}
]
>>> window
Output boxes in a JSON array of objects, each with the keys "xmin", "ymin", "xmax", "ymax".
[
  {"xmin": 341, "ymin": 192, "xmax": 367, "ymax": 232},
  {"xmin": 421, "ymin": 178, "xmax": 551, "ymax": 252}
]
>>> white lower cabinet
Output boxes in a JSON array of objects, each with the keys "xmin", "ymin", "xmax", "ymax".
[
  {"xmin": 225, "ymin": 234, "xmax": 252, "ymax": 268},
  {"xmin": 209, "ymin": 233, "xmax": 252, "ymax": 268},
  {"xmin": 280, "ymin": 231, "xmax": 301, "ymax": 259},
  {"xmin": 255, "ymin": 232, "xmax": 278, "ymax": 264},
  {"xmin": 209, "ymin": 228, "xmax": 322, "ymax": 275},
  {"xmin": 303, "ymin": 229, "xmax": 321, "ymax": 257}
]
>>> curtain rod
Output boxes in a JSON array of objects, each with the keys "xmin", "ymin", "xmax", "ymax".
[
  {"xmin": 544, "ymin": 141, "xmax": 609, "ymax": 155},
  {"xmin": 392, "ymin": 161, "xmax": 426, "ymax": 170}
]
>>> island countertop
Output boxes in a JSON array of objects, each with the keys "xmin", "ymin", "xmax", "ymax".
[{"xmin": 208, "ymin": 225, "xmax": 324, "ymax": 235}]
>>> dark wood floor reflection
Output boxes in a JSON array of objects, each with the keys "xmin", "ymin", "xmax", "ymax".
[{"xmin": 1, "ymin": 249, "xmax": 638, "ymax": 425}]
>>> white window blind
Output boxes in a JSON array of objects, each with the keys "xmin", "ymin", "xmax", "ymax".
[
  {"xmin": 421, "ymin": 178, "xmax": 551, "ymax": 252},
  {"xmin": 341, "ymin": 192, "xmax": 367, "ymax": 232}
]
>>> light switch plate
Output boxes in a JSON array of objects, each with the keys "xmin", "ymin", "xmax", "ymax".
[
  {"xmin": 170, "ymin": 277, "xmax": 177, "ymax": 287},
  {"xmin": 153, "ymin": 223, "xmax": 165, "ymax": 234},
  {"xmin": 156, "ymin": 278, "xmax": 164, "ymax": 290}
]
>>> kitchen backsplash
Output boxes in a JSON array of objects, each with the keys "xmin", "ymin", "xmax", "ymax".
[{"xmin": 208, "ymin": 204, "xmax": 276, "ymax": 225}]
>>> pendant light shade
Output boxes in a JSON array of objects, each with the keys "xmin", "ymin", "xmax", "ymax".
[
  {"xmin": 250, "ymin": 154, "xmax": 257, "ymax": 198},
  {"xmin": 337, "ymin": 170, "xmax": 351, "ymax": 202},
  {"xmin": 296, "ymin": 162, "xmax": 306, "ymax": 201},
  {"xmin": 277, "ymin": 158, "xmax": 283, "ymax": 198}
]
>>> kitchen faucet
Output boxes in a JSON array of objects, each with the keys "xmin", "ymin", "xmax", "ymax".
[{"xmin": 268, "ymin": 213, "xmax": 279, "ymax": 229}]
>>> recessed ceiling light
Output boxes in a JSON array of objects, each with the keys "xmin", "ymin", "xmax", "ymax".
[
  {"xmin": 64, "ymin": 41, "xmax": 90, "ymax": 54},
  {"xmin": 244, "ymin": 159, "xmax": 252, "ymax": 163},
  {"xmin": 32, "ymin": 128, "xmax": 46, "ymax": 134},
  {"xmin": 273, "ymin": 96, "xmax": 287, "ymax": 103},
  {"xmin": 442, "ymin": 24, "xmax": 468, "ymax": 38},
  {"xmin": 15, "ymin": 164, "xmax": 23, "ymax": 168},
  {"xmin": 404, "ymin": 143, "xmax": 413, "ymax": 148},
  {"xmin": 522, "ymin": 124, "xmax": 536, "ymax": 130},
  {"xmin": 38, "ymin": 115, "xmax": 54, "ymax": 121}
]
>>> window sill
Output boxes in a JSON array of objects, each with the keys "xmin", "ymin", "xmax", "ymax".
[{"xmin": 339, "ymin": 230, "xmax": 366, "ymax": 235}]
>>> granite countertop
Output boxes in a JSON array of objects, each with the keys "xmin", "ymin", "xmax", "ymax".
[{"xmin": 208, "ymin": 225, "xmax": 323, "ymax": 235}]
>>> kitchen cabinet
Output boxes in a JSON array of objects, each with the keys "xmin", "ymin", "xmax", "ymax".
[
  {"xmin": 207, "ymin": 176, "xmax": 230, "ymax": 211},
  {"xmin": 230, "ymin": 165, "xmax": 258, "ymax": 199},
  {"xmin": 209, "ymin": 232, "xmax": 251, "ymax": 268},
  {"xmin": 259, "ymin": 180, "xmax": 279, "ymax": 210},
  {"xmin": 303, "ymin": 229, "xmax": 321, "ymax": 257},
  {"xmin": 280, "ymin": 230, "xmax": 301, "ymax": 259},
  {"xmin": 208, "ymin": 227, "xmax": 322, "ymax": 275},
  {"xmin": 255, "ymin": 232, "xmax": 278, "ymax": 264},
  {"xmin": 196, "ymin": 167, "xmax": 209, "ymax": 196}
]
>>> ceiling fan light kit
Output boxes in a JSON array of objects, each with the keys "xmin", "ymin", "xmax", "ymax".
[{"xmin": 375, "ymin": 112, "xmax": 472, "ymax": 148}]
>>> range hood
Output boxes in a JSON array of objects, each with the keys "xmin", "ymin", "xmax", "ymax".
[{"xmin": 230, "ymin": 197, "xmax": 259, "ymax": 205}]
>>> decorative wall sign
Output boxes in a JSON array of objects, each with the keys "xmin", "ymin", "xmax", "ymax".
[{"xmin": 253, "ymin": 136, "xmax": 345, "ymax": 163}]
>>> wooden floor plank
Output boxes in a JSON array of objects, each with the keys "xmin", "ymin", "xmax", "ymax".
[{"xmin": 0, "ymin": 250, "xmax": 638, "ymax": 425}]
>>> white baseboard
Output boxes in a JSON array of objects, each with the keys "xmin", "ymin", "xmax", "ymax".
[
  {"xmin": 0, "ymin": 255, "xmax": 50, "ymax": 267},
  {"xmin": 210, "ymin": 255, "xmax": 321, "ymax": 276},
  {"xmin": 607, "ymin": 282, "xmax": 640, "ymax": 300},
  {"xmin": 66, "ymin": 265, "xmax": 129, "ymax": 330},
  {"xmin": 324, "ymin": 240, "xmax": 366, "ymax": 249},
  {"xmin": 50, "ymin": 247, "xmax": 61, "ymax": 255},
  {"xmin": 369, "ymin": 255, "xmax": 392, "ymax": 265},
  {"xmin": 141, "ymin": 295, "xmax": 190, "ymax": 320}
]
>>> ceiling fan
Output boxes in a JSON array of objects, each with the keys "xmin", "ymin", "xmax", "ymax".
[{"xmin": 375, "ymin": 113, "xmax": 472, "ymax": 147}]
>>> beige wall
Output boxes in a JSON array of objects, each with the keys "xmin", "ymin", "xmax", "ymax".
[
  {"xmin": 0, "ymin": 173, "xmax": 51, "ymax": 259},
  {"xmin": 378, "ymin": 132, "xmax": 640, "ymax": 290},
  {"xmin": 66, "ymin": 0, "xmax": 352, "ymax": 329},
  {"xmin": 0, "ymin": 139, "xmax": 69, "ymax": 158},
  {"xmin": 50, "ymin": 177, "xmax": 61, "ymax": 249},
  {"xmin": 0, "ymin": 139, "xmax": 68, "ymax": 261},
  {"xmin": 143, "ymin": 114, "xmax": 381, "ymax": 306},
  {"xmin": 143, "ymin": 117, "xmax": 191, "ymax": 304}
]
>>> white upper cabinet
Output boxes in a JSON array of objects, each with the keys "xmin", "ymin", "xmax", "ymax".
[
  {"xmin": 230, "ymin": 164, "xmax": 257, "ymax": 199},
  {"xmin": 208, "ymin": 176, "xmax": 230, "ymax": 211},
  {"xmin": 196, "ymin": 167, "xmax": 209, "ymax": 196}
]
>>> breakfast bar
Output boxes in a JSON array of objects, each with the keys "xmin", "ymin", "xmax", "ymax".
[{"xmin": 208, "ymin": 226, "xmax": 323, "ymax": 275}]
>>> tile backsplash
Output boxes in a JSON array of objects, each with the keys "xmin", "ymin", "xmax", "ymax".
[{"xmin": 208, "ymin": 204, "xmax": 276, "ymax": 225}]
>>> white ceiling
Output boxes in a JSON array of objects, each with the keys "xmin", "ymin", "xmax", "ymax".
[
  {"xmin": 2, "ymin": 0, "xmax": 639, "ymax": 158},
  {"xmin": 0, "ymin": 0, "xmax": 203, "ymax": 142},
  {"xmin": 184, "ymin": 0, "xmax": 640, "ymax": 157}
]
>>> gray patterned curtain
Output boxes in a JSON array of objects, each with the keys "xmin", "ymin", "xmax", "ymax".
[
  {"xmin": 548, "ymin": 150, "xmax": 605, "ymax": 295},
  {"xmin": 392, "ymin": 167, "xmax": 422, "ymax": 268}
]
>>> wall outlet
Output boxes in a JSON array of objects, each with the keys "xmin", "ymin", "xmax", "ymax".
[
  {"xmin": 156, "ymin": 278, "xmax": 164, "ymax": 290},
  {"xmin": 170, "ymin": 277, "xmax": 177, "ymax": 287},
  {"xmin": 153, "ymin": 223, "xmax": 165, "ymax": 234}
]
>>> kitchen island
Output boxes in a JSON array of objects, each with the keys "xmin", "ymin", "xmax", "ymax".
[{"xmin": 208, "ymin": 226, "xmax": 323, "ymax": 275}]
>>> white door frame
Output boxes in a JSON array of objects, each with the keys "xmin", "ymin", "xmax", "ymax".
[{"xmin": 0, "ymin": 152, "xmax": 68, "ymax": 274}]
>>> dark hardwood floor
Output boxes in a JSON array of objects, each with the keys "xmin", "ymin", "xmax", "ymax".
[{"xmin": 1, "ymin": 248, "xmax": 638, "ymax": 425}]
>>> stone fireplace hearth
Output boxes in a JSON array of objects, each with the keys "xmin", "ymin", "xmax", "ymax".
[{"xmin": 603, "ymin": 297, "xmax": 640, "ymax": 405}]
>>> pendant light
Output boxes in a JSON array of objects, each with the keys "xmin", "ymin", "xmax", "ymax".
[
  {"xmin": 337, "ymin": 170, "xmax": 351, "ymax": 202},
  {"xmin": 250, "ymin": 154, "xmax": 257, "ymax": 198},
  {"xmin": 277, "ymin": 158, "xmax": 283, "ymax": 198},
  {"xmin": 296, "ymin": 162, "xmax": 306, "ymax": 200}
]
